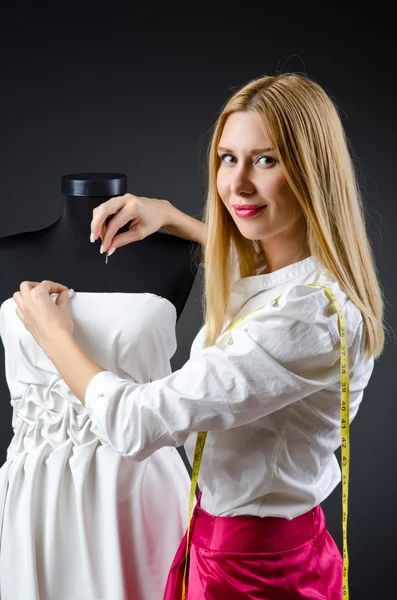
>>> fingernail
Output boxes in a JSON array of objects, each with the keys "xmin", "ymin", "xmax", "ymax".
[
  {"xmin": 67, "ymin": 289, "xmax": 75, "ymax": 298},
  {"xmin": 90, "ymin": 233, "xmax": 96, "ymax": 243},
  {"xmin": 107, "ymin": 248, "xmax": 116, "ymax": 257},
  {"xmin": 100, "ymin": 244, "xmax": 104, "ymax": 254}
]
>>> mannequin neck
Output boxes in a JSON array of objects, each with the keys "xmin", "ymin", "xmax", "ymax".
[{"xmin": 59, "ymin": 195, "xmax": 108, "ymax": 235}]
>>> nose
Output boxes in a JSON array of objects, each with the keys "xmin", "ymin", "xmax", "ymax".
[{"xmin": 230, "ymin": 166, "xmax": 256, "ymax": 197}]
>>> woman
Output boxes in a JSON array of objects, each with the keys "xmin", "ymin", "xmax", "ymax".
[{"xmin": 14, "ymin": 73, "xmax": 384, "ymax": 599}]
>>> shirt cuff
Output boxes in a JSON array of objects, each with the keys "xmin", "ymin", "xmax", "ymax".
[
  {"xmin": 84, "ymin": 370, "xmax": 139, "ymax": 451},
  {"xmin": 85, "ymin": 370, "xmax": 115, "ymax": 411}
]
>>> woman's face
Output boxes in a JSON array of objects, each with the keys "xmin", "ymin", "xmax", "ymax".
[{"xmin": 216, "ymin": 111, "xmax": 305, "ymax": 245}]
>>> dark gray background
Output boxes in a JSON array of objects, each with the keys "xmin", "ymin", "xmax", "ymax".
[{"xmin": 0, "ymin": 6, "xmax": 395, "ymax": 598}]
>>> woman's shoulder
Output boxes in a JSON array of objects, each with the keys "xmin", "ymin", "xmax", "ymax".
[
  {"xmin": 190, "ymin": 265, "xmax": 365, "ymax": 361},
  {"xmin": 272, "ymin": 275, "xmax": 364, "ymax": 349}
]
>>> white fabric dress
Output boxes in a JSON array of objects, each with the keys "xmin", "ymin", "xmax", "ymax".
[{"xmin": 0, "ymin": 292, "xmax": 190, "ymax": 600}]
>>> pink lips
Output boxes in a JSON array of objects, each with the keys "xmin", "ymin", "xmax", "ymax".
[{"xmin": 232, "ymin": 205, "xmax": 267, "ymax": 218}]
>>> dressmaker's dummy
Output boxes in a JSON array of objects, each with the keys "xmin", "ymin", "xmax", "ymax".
[
  {"xmin": 0, "ymin": 173, "xmax": 200, "ymax": 314},
  {"xmin": 0, "ymin": 173, "xmax": 200, "ymax": 600},
  {"xmin": 0, "ymin": 172, "xmax": 200, "ymax": 465}
]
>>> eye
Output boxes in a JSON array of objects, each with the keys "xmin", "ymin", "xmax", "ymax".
[
  {"xmin": 257, "ymin": 155, "xmax": 277, "ymax": 167},
  {"xmin": 219, "ymin": 153, "xmax": 236, "ymax": 164}
]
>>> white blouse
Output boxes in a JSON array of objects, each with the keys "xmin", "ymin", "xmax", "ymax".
[{"xmin": 85, "ymin": 256, "xmax": 375, "ymax": 519}]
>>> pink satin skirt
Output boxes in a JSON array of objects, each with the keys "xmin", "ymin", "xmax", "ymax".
[{"xmin": 163, "ymin": 496, "xmax": 342, "ymax": 599}]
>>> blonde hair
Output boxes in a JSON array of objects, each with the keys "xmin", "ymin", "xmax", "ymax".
[{"xmin": 203, "ymin": 73, "xmax": 385, "ymax": 361}]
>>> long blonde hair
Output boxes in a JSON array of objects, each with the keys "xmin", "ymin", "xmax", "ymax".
[{"xmin": 203, "ymin": 73, "xmax": 385, "ymax": 361}]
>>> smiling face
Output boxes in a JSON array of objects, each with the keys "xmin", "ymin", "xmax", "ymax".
[{"xmin": 216, "ymin": 111, "xmax": 306, "ymax": 255}]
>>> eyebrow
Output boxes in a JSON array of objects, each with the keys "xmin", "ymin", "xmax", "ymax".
[{"xmin": 218, "ymin": 146, "xmax": 275, "ymax": 154}]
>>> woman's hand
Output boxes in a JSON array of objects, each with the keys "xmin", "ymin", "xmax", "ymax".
[
  {"xmin": 13, "ymin": 281, "xmax": 75, "ymax": 347},
  {"xmin": 90, "ymin": 193, "xmax": 171, "ymax": 254}
]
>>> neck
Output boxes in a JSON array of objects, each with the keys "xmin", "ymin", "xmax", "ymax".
[
  {"xmin": 260, "ymin": 251, "xmax": 311, "ymax": 275},
  {"xmin": 60, "ymin": 195, "xmax": 108, "ymax": 233},
  {"xmin": 259, "ymin": 221, "xmax": 309, "ymax": 274}
]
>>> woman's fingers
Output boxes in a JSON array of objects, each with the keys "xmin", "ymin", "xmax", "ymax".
[
  {"xmin": 90, "ymin": 195, "xmax": 127, "ymax": 241},
  {"xmin": 101, "ymin": 203, "xmax": 141, "ymax": 252},
  {"xmin": 90, "ymin": 194, "xmax": 142, "ymax": 251}
]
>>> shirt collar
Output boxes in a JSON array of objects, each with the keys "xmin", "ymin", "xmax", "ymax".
[{"xmin": 227, "ymin": 256, "xmax": 322, "ymax": 320}]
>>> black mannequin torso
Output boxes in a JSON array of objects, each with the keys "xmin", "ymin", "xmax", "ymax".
[
  {"xmin": 0, "ymin": 174, "xmax": 200, "ymax": 466},
  {"xmin": 0, "ymin": 195, "xmax": 200, "ymax": 319}
]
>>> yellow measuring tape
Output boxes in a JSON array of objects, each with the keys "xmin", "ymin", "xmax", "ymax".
[{"xmin": 181, "ymin": 284, "xmax": 350, "ymax": 600}]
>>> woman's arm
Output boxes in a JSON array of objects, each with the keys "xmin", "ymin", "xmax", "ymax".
[
  {"xmin": 90, "ymin": 193, "xmax": 206, "ymax": 253},
  {"xmin": 44, "ymin": 331, "xmax": 106, "ymax": 403},
  {"xmin": 162, "ymin": 201, "xmax": 206, "ymax": 246},
  {"xmin": 15, "ymin": 281, "xmax": 344, "ymax": 462},
  {"xmin": 49, "ymin": 286, "xmax": 342, "ymax": 461}
]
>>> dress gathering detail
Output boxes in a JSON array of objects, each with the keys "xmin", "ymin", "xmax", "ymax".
[{"xmin": 0, "ymin": 292, "xmax": 190, "ymax": 600}]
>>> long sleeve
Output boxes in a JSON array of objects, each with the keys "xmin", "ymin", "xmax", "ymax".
[{"xmin": 85, "ymin": 284, "xmax": 343, "ymax": 461}]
